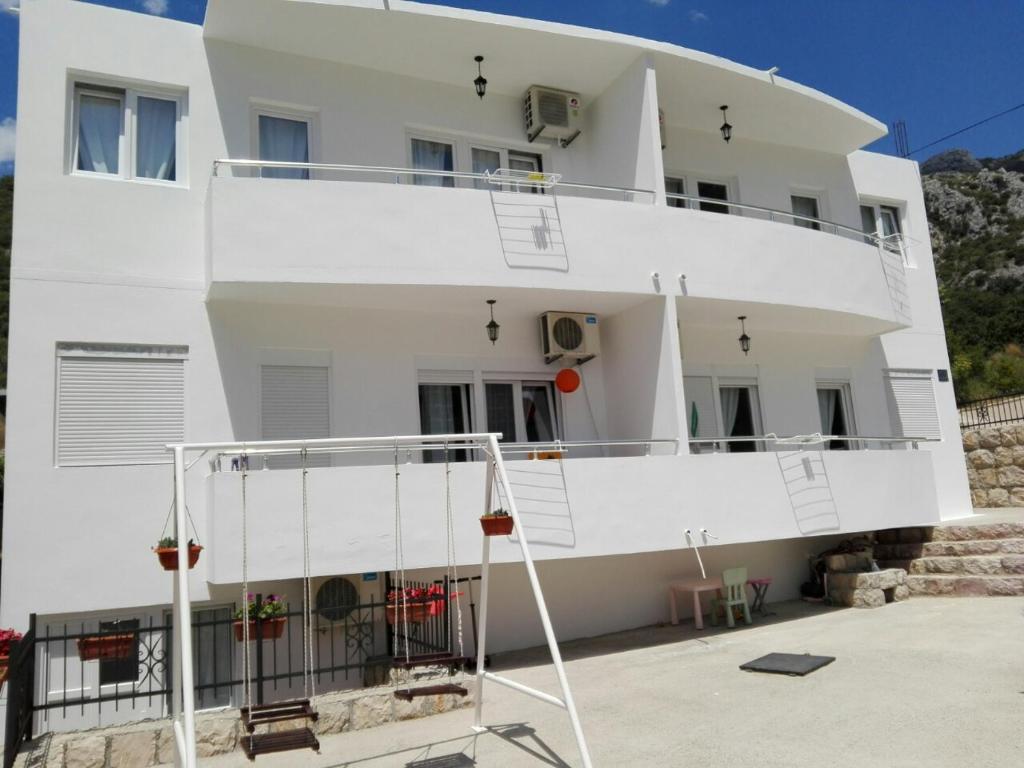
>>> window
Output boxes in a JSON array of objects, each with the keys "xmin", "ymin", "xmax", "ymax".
[
  {"xmin": 410, "ymin": 137, "xmax": 455, "ymax": 187},
  {"xmin": 696, "ymin": 181, "xmax": 730, "ymax": 214},
  {"xmin": 470, "ymin": 146, "xmax": 542, "ymax": 192},
  {"xmin": 56, "ymin": 343, "xmax": 186, "ymax": 466},
  {"xmin": 816, "ymin": 383, "xmax": 856, "ymax": 450},
  {"xmin": 791, "ymin": 195, "xmax": 821, "ymax": 230},
  {"xmin": 98, "ymin": 619, "xmax": 140, "ymax": 686},
  {"xmin": 884, "ymin": 369, "xmax": 941, "ymax": 440},
  {"xmin": 257, "ymin": 113, "xmax": 310, "ymax": 180},
  {"xmin": 719, "ymin": 384, "xmax": 763, "ymax": 453},
  {"xmin": 260, "ymin": 364, "xmax": 330, "ymax": 468},
  {"xmin": 665, "ymin": 177, "xmax": 686, "ymax": 208},
  {"xmin": 73, "ymin": 83, "xmax": 183, "ymax": 182},
  {"xmin": 471, "ymin": 147, "xmax": 501, "ymax": 189},
  {"xmin": 485, "ymin": 381, "xmax": 559, "ymax": 443},
  {"xmin": 418, "ymin": 382, "xmax": 473, "ymax": 462},
  {"xmin": 860, "ymin": 202, "xmax": 905, "ymax": 256}
]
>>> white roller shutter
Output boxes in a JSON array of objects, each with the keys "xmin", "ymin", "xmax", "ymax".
[
  {"xmin": 260, "ymin": 365, "xmax": 330, "ymax": 468},
  {"xmin": 885, "ymin": 369, "xmax": 941, "ymax": 440},
  {"xmin": 57, "ymin": 355, "xmax": 185, "ymax": 466}
]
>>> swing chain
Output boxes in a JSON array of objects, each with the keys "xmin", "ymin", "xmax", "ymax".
[{"xmin": 240, "ymin": 458, "xmax": 254, "ymax": 751}]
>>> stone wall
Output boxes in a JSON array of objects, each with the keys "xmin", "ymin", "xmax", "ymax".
[
  {"xmin": 16, "ymin": 683, "xmax": 472, "ymax": 768},
  {"xmin": 962, "ymin": 424, "xmax": 1024, "ymax": 507}
]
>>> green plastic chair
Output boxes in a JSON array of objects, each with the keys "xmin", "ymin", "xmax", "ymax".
[{"xmin": 710, "ymin": 567, "xmax": 752, "ymax": 628}]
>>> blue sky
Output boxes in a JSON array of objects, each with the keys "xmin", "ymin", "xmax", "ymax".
[{"xmin": 2, "ymin": 0, "xmax": 1023, "ymax": 174}]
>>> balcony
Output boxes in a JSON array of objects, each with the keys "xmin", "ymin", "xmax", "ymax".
[
  {"xmin": 206, "ymin": 162, "xmax": 910, "ymax": 333},
  {"xmin": 203, "ymin": 437, "xmax": 938, "ymax": 585}
]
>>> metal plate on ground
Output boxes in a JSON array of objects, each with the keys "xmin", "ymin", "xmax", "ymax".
[{"xmin": 740, "ymin": 653, "xmax": 835, "ymax": 676}]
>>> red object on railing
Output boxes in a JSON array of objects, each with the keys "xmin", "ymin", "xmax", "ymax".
[
  {"xmin": 232, "ymin": 617, "xmax": 287, "ymax": 642},
  {"xmin": 154, "ymin": 545, "xmax": 203, "ymax": 571},
  {"xmin": 77, "ymin": 634, "xmax": 135, "ymax": 662}
]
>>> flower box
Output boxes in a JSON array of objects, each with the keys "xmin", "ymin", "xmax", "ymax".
[
  {"xmin": 77, "ymin": 634, "xmax": 135, "ymax": 662},
  {"xmin": 0, "ymin": 654, "xmax": 9, "ymax": 686},
  {"xmin": 232, "ymin": 617, "xmax": 287, "ymax": 642},
  {"xmin": 385, "ymin": 601, "xmax": 433, "ymax": 626},
  {"xmin": 480, "ymin": 515, "xmax": 514, "ymax": 536},
  {"xmin": 154, "ymin": 544, "xmax": 203, "ymax": 571}
]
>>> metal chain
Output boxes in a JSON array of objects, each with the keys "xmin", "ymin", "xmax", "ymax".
[{"xmin": 393, "ymin": 443, "xmax": 410, "ymax": 663}]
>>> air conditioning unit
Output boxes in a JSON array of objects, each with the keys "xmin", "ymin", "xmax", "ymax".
[
  {"xmin": 540, "ymin": 312, "xmax": 600, "ymax": 363},
  {"xmin": 525, "ymin": 86, "xmax": 582, "ymax": 147}
]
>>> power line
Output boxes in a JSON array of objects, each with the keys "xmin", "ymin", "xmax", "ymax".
[{"xmin": 906, "ymin": 100, "xmax": 1024, "ymax": 157}]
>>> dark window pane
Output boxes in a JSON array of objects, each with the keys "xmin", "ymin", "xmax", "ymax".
[
  {"xmin": 697, "ymin": 181, "xmax": 729, "ymax": 214},
  {"xmin": 522, "ymin": 385, "xmax": 556, "ymax": 442},
  {"xmin": 486, "ymin": 383, "xmax": 517, "ymax": 442},
  {"xmin": 98, "ymin": 619, "xmax": 139, "ymax": 686},
  {"xmin": 418, "ymin": 384, "xmax": 469, "ymax": 462}
]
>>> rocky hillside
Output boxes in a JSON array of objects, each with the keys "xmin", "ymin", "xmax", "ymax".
[{"xmin": 921, "ymin": 150, "xmax": 1024, "ymax": 401}]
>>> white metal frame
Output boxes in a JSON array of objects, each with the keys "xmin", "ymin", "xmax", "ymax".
[{"xmin": 166, "ymin": 432, "xmax": 593, "ymax": 768}]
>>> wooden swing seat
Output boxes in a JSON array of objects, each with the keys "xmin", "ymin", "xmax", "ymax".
[
  {"xmin": 241, "ymin": 699, "xmax": 318, "ymax": 732},
  {"xmin": 241, "ymin": 727, "xmax": 319, "ymax": 760},
  {"xmin": 393, "ymin": 683, "xmax": 468, "ymax": 701},
  {"xmin": 392, "ymin": 652, "xmax": 471, "ymax": 670}
]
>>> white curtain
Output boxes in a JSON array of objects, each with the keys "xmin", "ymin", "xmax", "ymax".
[
  {"xmin": 77, "ymin": 94, "xmax": 121, "ymax": 174},
  {"xmin": 411, "ymin": 138, "xmax": 454, "ymax": 187},
  {"xmin": 258, "ymin": 115, "xmax": 309, "ymax": 180},
  {"xmin": 472, "ymin": 147, "xmax": 500, "ymax": 190},
  {"xmin": 817, "ymin": 389, "xmax": 839, "ymax": 435},
  {"xmin": 421, "ymin": 385, "xmax": 457, "ymax": 434},
  {"xmin": 136, "ymin": 97, "xmax": 176, "ymax": 181},
  {"xmin": 720, "ymin": 387, "xmax": 742, "ymax": 437}
]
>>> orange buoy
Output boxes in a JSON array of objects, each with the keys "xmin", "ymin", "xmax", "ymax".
[{"xmin": 555, "ymin": 368, "xmax": 581, "ymax": 394}]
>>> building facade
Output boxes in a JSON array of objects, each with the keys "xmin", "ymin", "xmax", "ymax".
[{"xmin": 2, "ymin": 0, "xmax": 970, "ymax": 733}]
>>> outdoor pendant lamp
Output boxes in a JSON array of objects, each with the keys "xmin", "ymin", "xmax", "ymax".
[
  {"xmin": 474, "ymin": 56, "xmax": 488, "ymax": 100},
  {"xmin": 720, "ymin": 105, "xmax": 732, "ymax": 143},
  {"xmin": 486, "ymin": 299, "xmax": 500, "ymax": 344},
  {"xmin": 737, "ymin": 315, "xmax": 751, "ymax": 355}
]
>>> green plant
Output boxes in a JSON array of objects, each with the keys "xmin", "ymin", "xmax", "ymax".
[
  {"xmin": 481, "ymin": 508, "xmax": 509, "ymax": 518},
  {"xmin": 155, "ymin": 537, "xmax": 196, "ymax": 549},
  {"xmin": 234, "ymin": 594, "xmax": 285, "ymax": 621}
]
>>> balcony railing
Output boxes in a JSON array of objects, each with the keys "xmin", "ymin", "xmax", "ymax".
[
  {"xmin": 665, "ymin": 192, "xmax": 907, "ymax": 256},
  {"xmin": 689, "ymin": 433, "xmax": 939, "ymax": 453}
]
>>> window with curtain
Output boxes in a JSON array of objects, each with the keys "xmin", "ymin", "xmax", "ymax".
[
  {"xmin": 719, "ymin": 385, "xmax": 760, "ymax": 453},
  {"xmin": 791, "ymin": 195, "xmax": 821, "ymax": 230},
  {"xmin": 471, "ymin": 147, "xmax": 501, "ymax": 190},
  {"xmin": 485, "ymin": 381, "xmax": 558, "ymax": 443},
  {"xmin": 485, "ymin": 383, "xmax": 517, "ymax": 442},
  {"xmin": 418, "ymin": 383, "xmax": 472, "ymax": 462},
  {"xmin": 257, "ymin": 114, "xmax": 310, "ymax": 180},
  {"xmin": 411, "ymin": 138, "xmax": 454, "ymax": 187},
  {"xmin": 74, "ymin": 84, "xmax": 184, "ymax": 182},
  {"xmin": 522, "ymin": 384, "xmax": 556, "ymax": 442},
  {"xmin": 816, "ymin": 386, "xmax": 851, "ymax": 450},
  {"xmin": 136, "ymin": 96, "xmax": 177, "ymax": 181},
  {"xmin": 76, "ymin": 92, "xmax": 123, "ymax": 175}
]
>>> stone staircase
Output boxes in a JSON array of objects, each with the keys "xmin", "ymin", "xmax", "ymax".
[{"xmin": 875, "ymin": 521, "xmax": 1024, "ymax": 596}]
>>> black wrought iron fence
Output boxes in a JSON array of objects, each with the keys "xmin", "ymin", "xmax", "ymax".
[
  {"xmin": 959, "ymin": 391, "xmax": 1024, "ymax": 429},
  {"xmin": 4, "ymin": 576, "xmax": 480, "ymax": 764}
]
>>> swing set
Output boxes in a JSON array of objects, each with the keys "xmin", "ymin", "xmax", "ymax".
[{"xmin": 165, "ymin": 433, "xmax": 593, "ymax": 768}]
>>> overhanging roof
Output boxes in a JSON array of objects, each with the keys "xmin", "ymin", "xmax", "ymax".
[{"xmin": 203, "ymin": 0, "xmax": 886, "ymax": 155}]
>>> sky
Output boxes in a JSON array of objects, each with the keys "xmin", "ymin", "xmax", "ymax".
[{"xmin": 1, "ymin": 0, "xmax": 1024, "ymax": 174}]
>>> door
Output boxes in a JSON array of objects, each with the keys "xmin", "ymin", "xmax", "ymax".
[
  {"xmin": 418, "ymin": 383, "xmax": 473, "ymax": 462},
  {"xmin": 485, "ymin": 381, "xmax": 558, "ymax": 443},
  {"xmin": 816, "ymin": 384, "xmax": 855, "ymax": 450},
  {"xmin": 791, "ymin": 195, "xmax": 821, "ymax": 230},
  {"xmin": 508, "ymin": 151, "xmax": 543, "ymax": 193},
  {"xmin": 718, "ymin": 384, "xmax": 763, "ymax": 452},
  {"xmin": 696, "ymin": 181, "xmax": 730, "ymax": 214}
]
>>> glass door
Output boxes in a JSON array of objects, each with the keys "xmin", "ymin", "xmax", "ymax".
[{"xmin": 418, "ymin": 383, "xmax": 472, "ymax": 462}]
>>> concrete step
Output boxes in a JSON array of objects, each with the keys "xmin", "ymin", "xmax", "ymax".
[
  {"xmin": 876, "ymin": 522, "xmax": 1024, "ymax": 545},
  {"xmin": 878, "ymin": 555, "xmax": 1024, "ymax": 576},
  {"xmin": 905, "ymin": 575, "xmax": 1024, "ymax": 597},
  {"xmin": 873, "ymin": 539, "xmax": 1024, "ymax": 559}
]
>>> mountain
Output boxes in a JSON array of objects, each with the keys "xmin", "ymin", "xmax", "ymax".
[{"xmin": 922, "ymin": 150, "xmax": 1024, "ymax": 401}]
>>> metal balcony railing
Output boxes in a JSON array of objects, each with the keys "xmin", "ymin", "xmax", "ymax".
[{"xmin": 688, "ymin": 433, "xmax": 939, "ymax": 453}]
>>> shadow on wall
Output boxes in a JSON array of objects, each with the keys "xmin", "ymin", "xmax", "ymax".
[
  {"xmin": 775, "ymin": 450, "xmax": 842, "ymax": 534},
  {"xmin": 489, "ymin": 189, "xmax": 569, "ymax": 272},
  {"xmin": 497, "ymin": 458, "xmax": 577, "ymax": 549}
]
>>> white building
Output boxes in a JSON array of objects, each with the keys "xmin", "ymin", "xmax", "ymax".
[{"xmin": 2, "ymin": 0, "xmax": 970, "ymax": 735}]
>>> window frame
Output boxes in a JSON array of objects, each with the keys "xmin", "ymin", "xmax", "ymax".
[
  {"xmin": 483, "ymin": 378, "xmax": 561, "ymax": 444},
  {"xmin": 407, "ymin": 132, "xmax": 458, "ymax": 187},
  {"xmin": 815, "ymin": 380, "xmax": 859, "ymax": 450},
  {"xmin": 860, "ymin": 199, "xmax": 912, "ymax": 266},
  {"xmin": 250, "ymin": 103, "xmax": 318, "ymax": 180},
  {"xmin": 70, "ymin": 80, "xmax": 187, "ymax": 186},
  {"xmin": 417, "ymin": 380, "xmax": 475, "ymax": 462},
  {"xmin": 715, "ymin": 377, "xmax": 765, "ymax": 453},
  {"xmin": 789, "ymin": 189, "xmax": 827, "ymax": 231}
]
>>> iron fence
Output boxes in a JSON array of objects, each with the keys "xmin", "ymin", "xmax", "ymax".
[
  {"xmin": 4, "ymin": 576, "xmax": 481, "ymax": 764},
  {"xmin": 958, "ymin": 391, "xmax": 1024, "ymax": 429}
]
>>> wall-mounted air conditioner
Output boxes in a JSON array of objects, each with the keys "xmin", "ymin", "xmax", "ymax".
[
  {"xmin": 525, "ymin": 86, "xmax": 582, "ymax": 147},
  {"xmin": 540, "ymin": 312, "xmax": 600, "ymax": 364}
]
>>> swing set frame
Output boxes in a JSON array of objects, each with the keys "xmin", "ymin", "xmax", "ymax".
[{"xmin": 166, "ymin": 432, "xmax": 593, "ymax": 768}]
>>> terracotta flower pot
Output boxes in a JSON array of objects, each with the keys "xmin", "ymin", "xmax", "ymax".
[
  {"xmin": 232, "ymin": 617, "xmax": 287, "ymax": 642},
  {"xmin": 77, "ymin": 634, "xmax": 135, "ymax": 662},
  {"xmin": 385, "ymin": 602, "xmax": 432, "ymax": 626},
  {"xmin": 480, "ymin": 515, "xmax": 514, "ymax": 536},
  {"xmin": 154, "ymin": 545, "xmax": 203, "ymax": 571},
  {"xmin": 0, "ymin": 654, "xmax": 9, "ymax": 685}
]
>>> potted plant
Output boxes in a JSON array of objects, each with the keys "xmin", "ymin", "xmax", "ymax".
[
  {"xmin": 153, "ymin": 537, "xmax": 203, "ymax": 571},
  {"xmin": 77, "ymin": 630, "xmax": 135, "ymax": 662},
  {"xmin": 385, "ymin": 585, "xmax": 447, "ymax": 626},
  {"xmin": 0, "ymin": 628, "xmax": 24, "ymax": 685},
  {"xmin": 480, "ymin": 508, "xmax": 514, "ymax": 537},
  {"xmin": 233, "ymin": 594, "xmax": 287, "ymax": 641}
]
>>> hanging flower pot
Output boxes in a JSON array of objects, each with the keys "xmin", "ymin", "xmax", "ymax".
[
  {"xmin": 386, "ymin": 585, "xmax": 448, "ymax": 625},
  {"xmin": 385, "ymin": 602, "xmax": 432, "ymax": 626},
  {"xmin": 480, "ymin": 511, "xmax": 514, "ymax": 537},
  {"xmin": 153, "ymin": 538, "xmax": 203, "ymax": 571},
  {"xmin": 0, "ymin": 655, "xmax": 8, "ymax": 686},
  {"xmin": 77, "ymin": 633, "xmax": 135, "ymax": 662},
  {"xmin": 232, "ymin": 617, "xmax": 288, "ymax": 642}
]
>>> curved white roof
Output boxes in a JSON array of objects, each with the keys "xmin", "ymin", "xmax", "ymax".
[{"xmin": 204, "ymin": 0, "xmax": 887, "ymax": 154}]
